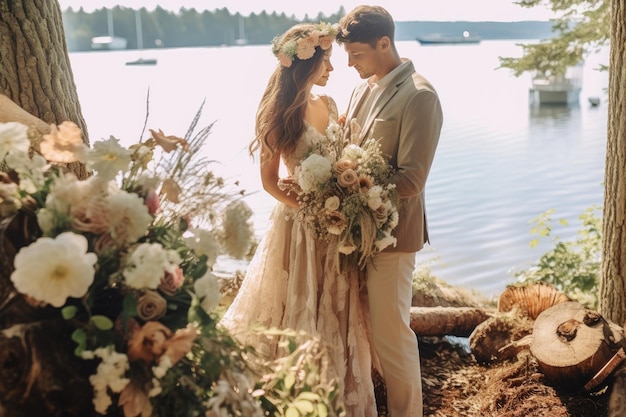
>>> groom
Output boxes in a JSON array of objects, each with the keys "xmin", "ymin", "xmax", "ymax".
[{"xmin": 337, "ymin": 5, "xmax": 443, "ymax": 417}]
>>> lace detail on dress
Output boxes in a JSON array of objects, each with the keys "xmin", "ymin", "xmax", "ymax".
[{"xmin": 219, "ymin": 94, "xmax": 377, "ymax": 416}]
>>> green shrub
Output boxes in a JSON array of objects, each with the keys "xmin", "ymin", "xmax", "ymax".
[{"xmin": 513, "ymin": 205, "xmax": 602, "ymax": 309}]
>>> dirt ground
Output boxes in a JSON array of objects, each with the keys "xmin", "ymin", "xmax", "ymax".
[
  {"xmin": 417, "ymin": 335, "xmax": 610, "ymax": 417},
  {"xmin": 407, "ymin": 276, "xmax": 613, "ymax": 417}
]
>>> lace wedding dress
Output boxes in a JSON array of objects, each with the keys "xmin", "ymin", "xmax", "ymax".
[{"xmin": 220, "ymin": 95, "xmax": 378, "ymax": 416}]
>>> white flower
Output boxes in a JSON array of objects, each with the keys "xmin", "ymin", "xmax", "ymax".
[
  {"xmin": 194, "ymin": 270, "xmax": 220, "ymax": 313},
  {"xmin": 325, "ymin": 121, "xmax": 342, "ymax": 140},
  {"xmin": 220, "ymin": 200, "xmax": 255, "ymax": 259},
  {"xmin": 87, "ymin": 346, "xmax": 130, "ymax": 414},
  {"xmin": 184, "ymin": 228, "xmax": 220, "ymax": 267},
  {"xmin": 148, "ymin": 378, "xmax": 163, "ymax": 397},
  {"xmin": 153, "ymin": 356, "xmax": 172, "ymax": 379},
  {"xmin": 375, "ymin": 231, "xmax": 397, "ymax": 252},
  {"xmin": 0, "ymin": 122, "xmax": 29, "ymax": 161},
  {"xmin": 367, "ymin": 185, "xmax": 384, "ymax": 210},
  {"xmin": 324, "ymin": 195, "xmax": 340, "ymax": 211},
  {"xmin": 387, "ymin": 205, "xmax": 399, "ymax": 230},
  {"xmin": 107, "ymin": 190, "xmax": 153, "ymax": 245},
  {"xmin": 11, "ymin": 232, "xmax": 97, "ymax": 307},
  {"xmin": 0, "ymin": 182, "xmax": 21, "ymax": 217},
  {"xmin": 342, "ymin": 144, "xmax": 364, "ymax": 161},
  {"xmin": 123, "ymin": 242, "xmax": 181, "ymax": 289},
  {"xmin": 4, "ymin": 151, "xmax": 47, "ymax": 193},
  {"xmin": 297, "ymin": 153, "xmax": 332, "ymax": 193},
  {"xmin": 81, "ymin": 136, "xmax": 132, "ymax": 181}
]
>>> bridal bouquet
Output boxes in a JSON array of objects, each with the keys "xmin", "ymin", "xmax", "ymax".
[
  {"xmin": 1, "ymin": 107, "xmax": 287, "ymax": 417},
  {"xmin": 282, "ymin": 119, "xmax": 398, "ymax": 270}
]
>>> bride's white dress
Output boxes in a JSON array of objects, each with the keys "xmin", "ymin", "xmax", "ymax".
[{"xmin": 220, "ymin": 95, "xmax": 378, "ymax": 416}]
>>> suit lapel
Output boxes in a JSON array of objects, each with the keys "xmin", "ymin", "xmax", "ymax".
[
  {"xmin": 359, "ymin": 84, "xmax": 399, "ymax": 144},
  {"xmin": 354, "ymin": 62, "xmax": 414, "ymax": 145},
  {"xmin": 346, "ymin": 83, "xmax": 368, "ymax": 122}
]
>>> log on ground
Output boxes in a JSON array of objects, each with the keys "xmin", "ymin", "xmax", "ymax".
[{"xmin": 410, "ymin": 306, "xmax": 495, "ymax": 337}]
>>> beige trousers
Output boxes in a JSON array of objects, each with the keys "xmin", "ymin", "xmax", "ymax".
[{"xmin": 366, "ymin": 252, "xmax": 422, "ymax": 417}]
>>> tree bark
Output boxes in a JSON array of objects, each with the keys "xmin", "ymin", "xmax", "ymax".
[
  {"xmin": 409, "ymin": 306, "xmax": 494, "ymax": 337},
  {"xmin": 0, "ymin": 0, "xmax": 88, "ymax": 178},
  {"xmin": 600, "ymin": 0, "xmax": 626, "ymax": 326}
]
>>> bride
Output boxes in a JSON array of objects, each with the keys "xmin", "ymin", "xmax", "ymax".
[{"xmin": 219, "ymin": 22, "xmax": 379, "ymax": 416}]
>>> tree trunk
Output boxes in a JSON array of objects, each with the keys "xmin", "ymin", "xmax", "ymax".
[
  {"xmin": 409, "ymin": 306, "xmax": 494, "ymax": 337},
  {"xmin": 600, "ymin": 0, "xmax": 626, "ymax": 326},
  {"xmin": 0, "ymin": 0, "xmax": 88, "ymax": 178}
]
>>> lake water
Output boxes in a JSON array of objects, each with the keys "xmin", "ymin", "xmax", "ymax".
[{"xmin": 68, "ymin": 40, "xmax": 609, "ymax": 299}]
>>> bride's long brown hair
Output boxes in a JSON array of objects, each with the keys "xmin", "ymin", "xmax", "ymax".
[{"xmin": 250, "ymin": 24, "xmax": 327, "ymax": 162}]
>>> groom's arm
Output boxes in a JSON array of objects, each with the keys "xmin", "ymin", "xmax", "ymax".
[{"xmin": 391, "ymin": 88, "xmax": 442, "ymax": 198}]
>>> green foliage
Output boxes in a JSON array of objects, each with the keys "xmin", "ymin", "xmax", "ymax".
[
  {"xmin": 255, "ymin": 328, "xmax": 345, "ymax": 417},
  {"xmin": 514, "ymin": 206, "xmax": 602, "ymax": 308},
  {"xmin": 498, "ymin": 0, "xmax": 609, "ymax": 78}
]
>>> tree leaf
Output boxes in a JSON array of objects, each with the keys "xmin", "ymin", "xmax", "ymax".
[
  {"xmin": 61, "ymin": 305, "xmax": 77, "ymax": 320},
  {"xmin": 91, "ymin": 315, "xmax": 114, "ymax": 330}
]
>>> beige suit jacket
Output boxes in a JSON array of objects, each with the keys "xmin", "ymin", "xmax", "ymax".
[{"xmin": 345, "ymin": 60, "xmax": 443, "ymax": 253}]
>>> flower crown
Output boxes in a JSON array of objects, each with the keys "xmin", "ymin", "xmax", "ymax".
[{"xmin": 272, "ymin": 22, "xmax": 340, "ymax": 68}]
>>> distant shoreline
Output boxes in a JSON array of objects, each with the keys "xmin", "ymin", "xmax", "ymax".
[{"xmin": 395, "ymin": 20, "xmax": 554, "ymax": 41}]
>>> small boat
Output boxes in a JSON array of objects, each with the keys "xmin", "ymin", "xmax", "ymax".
[
  {"xmin": 416, "ymin": 31, "xmax": 481, "ymax": 45},
  {"xmin": 125, "ymin": 57, "xmax": 157, "ymax": 66},
  {"xmin": 529, "ymin": 64, "xmax": 583, "ymax": 105}
]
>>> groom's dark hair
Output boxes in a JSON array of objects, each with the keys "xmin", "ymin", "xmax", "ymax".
[{"xmin": 336, "ymin": 5, "xmax": 395, "ymax": 48}]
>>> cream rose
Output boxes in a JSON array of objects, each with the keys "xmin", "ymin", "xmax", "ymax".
[
  {"xmin": 324, "ymin": 195, "xmax": 341, "ymax": 211},
  {"xmin": 337, "ymin": 169, "xmax": 358, "ymax": 188},
  {"xmin": 334, "ymin": 158, "xmax": 356, "ymax": 174}
]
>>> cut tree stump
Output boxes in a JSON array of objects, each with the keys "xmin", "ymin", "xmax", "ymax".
[
  {"xmin": 530, "ymin": 301, "xmax": 625, "ymax": 392},
  {"xmin": 409, "ymin": 306, "xmax": 495, "ymax": 337},
  {"xmin": 468, "ymin": 310, "xmax": 535, "ymax": 365}
]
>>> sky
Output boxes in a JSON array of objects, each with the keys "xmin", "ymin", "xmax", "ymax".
[{"xmin": 57, "ymin": 0, "xmax": 557, "ymax": 22}]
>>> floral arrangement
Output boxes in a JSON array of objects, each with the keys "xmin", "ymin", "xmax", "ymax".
[
  {"xmin": 0, "ymin": 106, "xmax": 343, "ymax": 417},
  {"xmin": 281, "ymin": 119, "xmax": 399, "ymax": 270},
  {"xmin": 271, "ymin": 22, "xmax": 339, "ymax": 68}
]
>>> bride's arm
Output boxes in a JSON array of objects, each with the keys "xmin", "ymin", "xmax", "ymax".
[
  {"xmin": 0, "ymin": 94, "xmax": 50, "ymax": 134},
  {"xmin": 259, "ymin": 144, "xmax": 299, "ymax": 209}
]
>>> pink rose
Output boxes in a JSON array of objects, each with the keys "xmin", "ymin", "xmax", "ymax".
[
  {"xmin": 278, "ymin": 51, "xmax": 292, "ymax": 67},
  {"xmin": 158, "ymin": 267, "xmax": 184, "ymax": 296},
  {"xmin": 144, "ymin": 189, "xmax": 159, "ymax": 214},
  {"xmin": 319, "ymin": 36, "xmax": 334, "ymax": 50}
]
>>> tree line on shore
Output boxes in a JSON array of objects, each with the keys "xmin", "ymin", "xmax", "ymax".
[{"xmin": 61, "ymin": 6, "xmax": 345, "ymax": 51}]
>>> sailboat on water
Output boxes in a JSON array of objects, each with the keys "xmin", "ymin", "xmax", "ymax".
[
  {"xmin": 91, "ymin": 8, "xmax": 127, "ymax": 50},
  {"xmin": 234, "ymin": 15, "xmax": 248, "ymax": 46},
  {"xmin": 126, "ymin": 9, "xmax": 157, "ymax": 66}
]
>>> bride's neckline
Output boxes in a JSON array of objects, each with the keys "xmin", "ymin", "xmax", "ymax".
[{"xmin": 304, "ymin": 94, "xmax": 331, "ymax": 136}]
